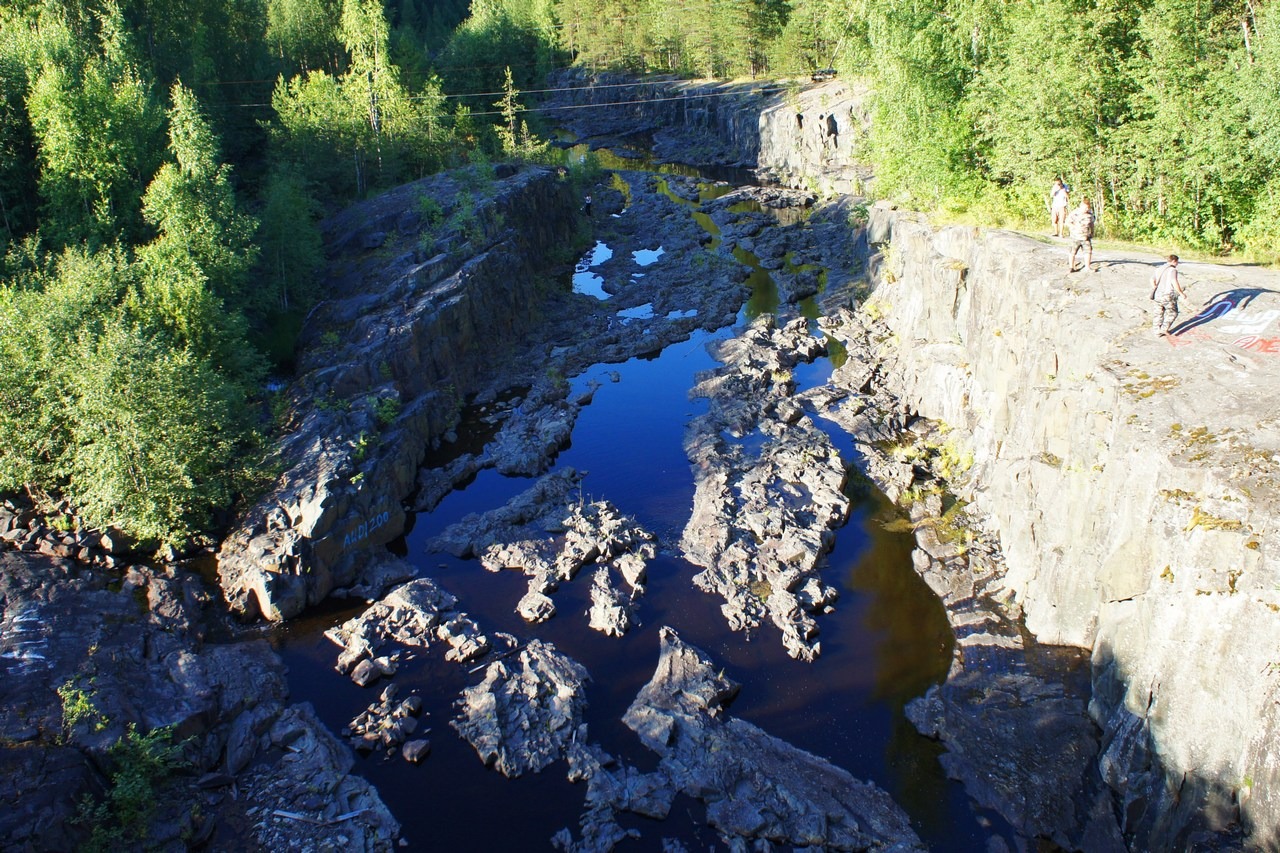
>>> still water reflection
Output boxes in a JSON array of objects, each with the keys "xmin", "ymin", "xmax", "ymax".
[{"xmin": 274, "ymin": 323, "xmax": 993, "ymax": 850}]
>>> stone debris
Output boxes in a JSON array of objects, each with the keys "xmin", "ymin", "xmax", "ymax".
[
  {"xmin": 680, "ymin": 314, "xmax": 848, "ymax": 661},
  {"xmin": 345, "ymin": 683, "xmax": 427, "ymax": 759},
  {"xmin": 402, "ymin": 739, "xmax": 431, "ymax": 763},
  {"xmin": 349, "ymin": 655, "xmax": 398, "ymax": 688},
  {"xmin": 0, "ymin": 495, "xmax": 193, "ymax": 569},
  {"xmin": 241, "ymin": 704, "xmax": 401, "ymax": 852},
  {"xmin": 554, "ymin": 627, "xmax": 925, "ymax": 852},
  {"xmin": 452, "ymin": 639, "xmax": 589, "ymax": 778}
]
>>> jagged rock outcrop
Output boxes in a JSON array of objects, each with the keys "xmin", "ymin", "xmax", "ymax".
[
  {"xmin": 452, "ymin": 639, "xmax": 589, "ymax": 778},
  {"xmin": 680, "ymin": 314, "xmax": 847, "ymax": 660},
  {"xmin": 553, "ymin": 627, "xmax": 925, "ymax": 851},
  {"xmin": 0, "ymin": 548, "xmax": 398, "ymax": 850},
  {"xmin": 217, "ymin": 167, "xmax": 582, "ymax": 623},
  {"xmin": 323, "ymin": 576, "xmax": 496, "ymax": 676},
  {"xmin": 428, "ymin": 470, "xmax": 655, "ymax": 632},
  {"xmin": 851, "ymin": 205, "xmax": 1278, "ymax": 848}
]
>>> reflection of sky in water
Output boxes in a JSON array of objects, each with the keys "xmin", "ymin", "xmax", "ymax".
[
  {"xmin": 666, "ymin": 309, "xmax": 697, "ymax": 319},
  {"xmin": 617, "ymin": 303, "xmax": 654, "ymax": 322},
  {"xmin": 633, "ymin": 247, "xmax": 664, "ymax": 266},
  {"xmin": 573, "ymin": 241, "xmax": 613, "ymax": 300}
]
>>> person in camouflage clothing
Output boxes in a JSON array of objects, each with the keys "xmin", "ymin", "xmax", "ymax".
[
  {"xmin": 1150, "ymin": 254, "xmax": 1187, "ymax": 337},
  {"xmin": 1067, "ymin": 198, "xmax": 1095, "ymax": 273}
]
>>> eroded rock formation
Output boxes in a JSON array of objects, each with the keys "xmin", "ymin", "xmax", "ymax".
[
  {"xmin": 553, "ymin": 627, "xmax": 925, "ymax": 852},
  {"xmin": 681, "ymin": 315, "xmax": 847, "ymax": 660},
  {"xmin": 428, "ymin": 469, "xmax": 655, "ymax": 633},
  {"xmin": 452, "ymin": 639, "xmax": 589, "ymax": 778}
]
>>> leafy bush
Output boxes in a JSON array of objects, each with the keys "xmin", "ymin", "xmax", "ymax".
[{"xmin": 77, "ymin": 724, "xmax": 185, "ymax": 852}]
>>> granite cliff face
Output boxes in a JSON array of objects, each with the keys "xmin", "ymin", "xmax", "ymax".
[{"xmin": 859, "ymin": 208, "xmax": 1280, "ymax": 848}]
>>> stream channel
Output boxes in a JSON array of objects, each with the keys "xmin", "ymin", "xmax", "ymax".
[{"xmin": 272, "ymin": 157, "xmax": 1002, "ymax": 850}]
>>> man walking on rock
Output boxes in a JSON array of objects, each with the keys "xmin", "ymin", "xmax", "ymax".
[
  {"xmin": 1067, "ymin": 198, "xmax": 1095, "ymax": 272},
  {"xmin": 1150, "ymin": 254, "xmax": 1187, "ymax": 337}
]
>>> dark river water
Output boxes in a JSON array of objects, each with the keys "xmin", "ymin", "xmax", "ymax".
[{"xmin": 272, "ymin": 163, "xmax": 1005, "ymax": 850}]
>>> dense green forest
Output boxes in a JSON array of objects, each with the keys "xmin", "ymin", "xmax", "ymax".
[{"xmin": 2, "ymin": 0, "xmax": 1276, "ymax": 546}]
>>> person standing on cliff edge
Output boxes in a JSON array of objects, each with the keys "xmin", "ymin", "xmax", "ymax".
[
  {"xmin": 1067, "ymin": 198, "xmax": 1095, "ymax": 273},
  {"xmin": 1049, "ymin": 178, "xmax": 1070, "ymax": 237},
  {"xmin": 1150, "ymin": 254, "xmax": 1187, "ymax": 337}
]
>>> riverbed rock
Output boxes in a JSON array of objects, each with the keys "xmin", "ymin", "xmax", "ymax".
[
  {"xmin": 452, "ymin": 639, "xmax": 589, "ymax": 778},
  {"xmin": 437, "ymin": 614, "xmax": 490, "ymax": 664},
  {"xmin": 402, "ymin": 738, "xmax": 431, "ymax": 763},
  {"xmin": 429, "ymin": 471, "xmax": 655, "ymax": 631},
  {"xmin": 680, "ymin": 314, "xmax": 848, "ymax": 660},
  {"xmin": 325, "ymin": 577, "xmax": 460, "ymax": 673},
  {"xmin": 617, "ymin": 627, "xmax": 925, "ymax": 851},
  {"xmin": 587, "ymin": 566, "xmax": 634, "ymax": 637},
  {"xmin": 517, "ymin": 590, "xmax": 557, "ymax": 623},
  {"xmin": 346, "ymin": 683, "xmax": 427, "ymax": 756}
]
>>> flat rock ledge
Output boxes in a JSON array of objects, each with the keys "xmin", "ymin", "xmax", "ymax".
[
  {"xmin": 452, "ymin": 639, "xmax": 589, "ymax": 778},
  {"xmin": 554, "ymin": 627, "xmax": 925, "ymax": 852},
  {"xmin": 680, "ymin": 315, "xmax": 847, "ymax": 660}
]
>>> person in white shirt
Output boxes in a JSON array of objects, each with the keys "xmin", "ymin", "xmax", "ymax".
[{"xmin": 1049, "ymin": 178, "xmax": 1070, "ymax": 237}]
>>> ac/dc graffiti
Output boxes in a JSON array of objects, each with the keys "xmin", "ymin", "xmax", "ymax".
[
  {"xmin": 1233, "ymin": 335, "xmax": 1280, "ymax": 353},
  {"xmin": 1166, "ymin": 286, "xmax": 1280, "ymax": 354}
]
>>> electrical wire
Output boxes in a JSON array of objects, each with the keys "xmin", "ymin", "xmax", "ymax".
[{"xmin": 232, "ymin": 82, "xmax": 791, "ymax": 113}]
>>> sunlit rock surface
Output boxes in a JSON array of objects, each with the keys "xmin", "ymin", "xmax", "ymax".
[
  {"xmin": 852, "ymin": 205, "xmax": 1280, "ymax": 848},
  {"xmin": 428, "ymin": 469, "xmax": 655, "ymax": 633},
  {"xmin": 680, "ymin": 315, "xmax": 847, "ymax": 660},
  {"xmin": 452, "ymin": 639, "xmax": 589, "ymax": 778}
]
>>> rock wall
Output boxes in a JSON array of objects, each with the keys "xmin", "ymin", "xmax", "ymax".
[
  {"xmin": 860, "ymin": 207, "xmax": 1280, "ymax": 848},
  {"xmin": 218, "ymin": 167, "xmax": 582, "ymax": 621},
  {"xmin": 547, "ymin": 72, "xmax": 871, "ymax": 196}
]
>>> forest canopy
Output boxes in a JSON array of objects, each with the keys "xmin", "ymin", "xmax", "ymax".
[{"xmin": 1, "ymin": 0, "xmax": 1275, "ymax": 545}]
